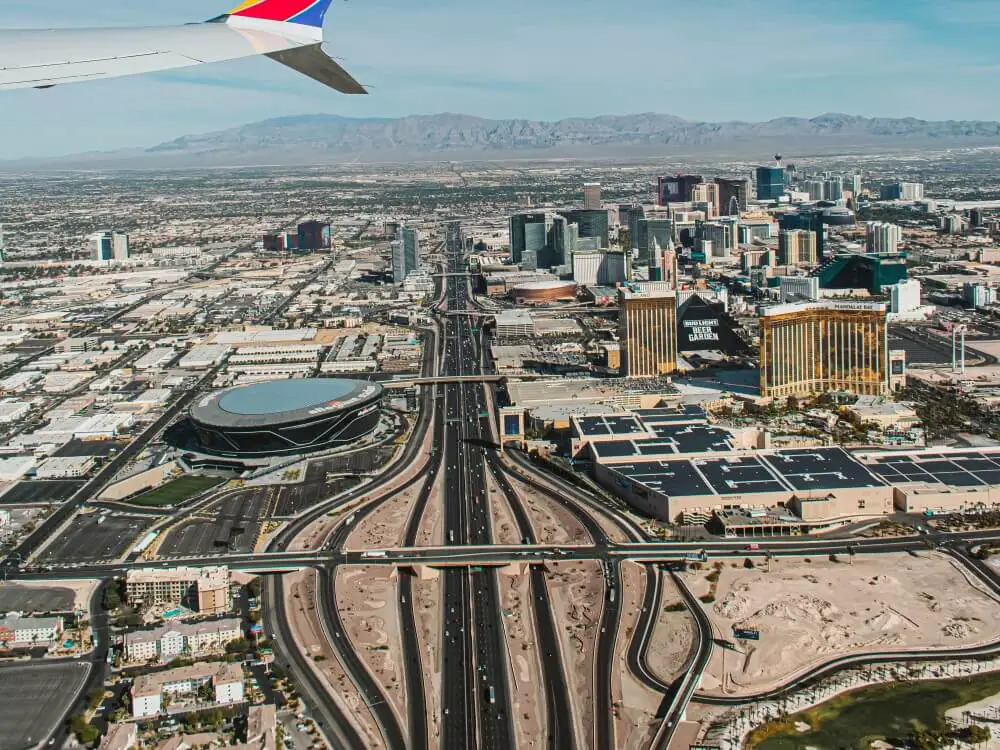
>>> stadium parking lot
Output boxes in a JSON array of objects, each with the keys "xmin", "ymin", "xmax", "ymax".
[
  {"xmin": 305, "ymin": 446, "xmax": 395, "ymax": 479},
  {"xmin": 158, "ymin": 491, "xmax": 266, "ymax": 556},
  {"xmin": 0, "ymin": 662, "xmax": 90, "ymax": 747},
  {"xmin": 38, "ymin": 511, "xmax": 155, "ymax": 563},
  {"xmin": 272, "ymin": 477, "xmax": 361, "ymax": 517}
]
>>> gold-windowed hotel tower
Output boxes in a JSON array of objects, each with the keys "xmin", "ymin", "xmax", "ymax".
[
  {"xmin": 618, "ymin": 282, "xmax": 677, "ymax": 377},
  {"xmin": 759, "ymin": 300, "xmax": 888, "ymax": 397}
]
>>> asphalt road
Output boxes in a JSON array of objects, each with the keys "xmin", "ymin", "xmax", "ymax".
[
  {"xmin": 439, "ymin": 253, "xmax": 513, "ymax": 750},
  {"xmin": 316, "ymin": 567, "xmax": 407, "ymax": 750},
  {"xmin": 3, "ymin": 364, "xmax": 220, "ymax": 568},
  {"xmin": 261, "ymin": 573, "xmax": 364, "ymax": 749},
  {"xmin": 484, "ymin": 445, "xmax": 573, "ymax": 749}
]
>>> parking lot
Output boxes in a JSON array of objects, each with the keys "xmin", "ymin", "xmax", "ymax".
[
  {"xmin": 159, "ymin": 492, "xmax": 266, "ymax": 556},
  {"xmin": 0, "ymin": 480, "xmax": 84, "ymax": 505},
  {"xmin": 0, "ymin": 585, "xmax": 76, "ymax": 613},
  {"xmin": 52, "ymin": 438, "xmax": 130, "ymax": 458},
  {"xmin": 306, "ymin": 446, "xmax": 395, "ymax": 479},
  {"xmin": 0, "ymin": 662, "xmax": 89, "ymax": 747},
  {"xmin": 272, "ymin": 477, "xmax": 361, "ymax": 517},
  {"xmin": 889, "ymin": 326, "xmax": 965, "ymax": 366},
  {"xmin": 39, "ymin": 512, "xmax": 155, "ymax": 563}
]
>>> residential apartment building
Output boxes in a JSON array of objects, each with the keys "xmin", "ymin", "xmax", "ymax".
[
  {"xmin": 123, "ymin": 618, "xmax": 242, "ymax": 663},
  {"xmin": 131, "ymin": 662, "xmax": 244, "ymax": 718},
  {"xmin": 125, "ymin": 566, "xmax": 231, "ymax": 615},
  {"xmin": 0, "ymin": 614, "xmax": 64, "ymax": 647}
]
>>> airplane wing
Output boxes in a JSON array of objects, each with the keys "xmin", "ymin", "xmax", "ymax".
[{"xmin": 0, "ymin": 0, "xmax": 366, "ymax": 94}]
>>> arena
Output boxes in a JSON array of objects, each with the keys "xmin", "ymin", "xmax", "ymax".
[
  {"xmin": 512, "ymin": 279, "xmax": 578, "ymax": 304},
  {"xmin": 188, "ymin": 378, "xmax": 383, "ymax": 457}
]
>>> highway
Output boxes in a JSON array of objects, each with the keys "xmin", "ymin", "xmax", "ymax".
[
  {"xmin": 262, "ymin": 574, "xmax": 364, "ymax": 749},
  {"xmin": 16, "ymin": 254, "xmax": 1000, "ymax": 750},
  {"xmin": 484, "ymin": 450, "xmax": 574, "ymax": 748},
  {"xmin": 317, "ymin": 567, "xmax": 407, "ymax": 749},
  {"xmin": 439, "ymin": 249, "xmax": 513, "ymax": 750}
]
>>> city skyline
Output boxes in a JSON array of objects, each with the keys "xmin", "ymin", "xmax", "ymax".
[{"xmin": 3, "ymin": 0, "xmax": 1000, "ymax": 158}]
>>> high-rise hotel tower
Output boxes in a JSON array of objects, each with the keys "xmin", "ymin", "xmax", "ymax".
[
  {"xmin": 759, "ymin": 300, "xmax": 888, "ymax": 397},
  {"xmin": 618, "ymin": 282, "xmax": 677, "ymax": 377}
]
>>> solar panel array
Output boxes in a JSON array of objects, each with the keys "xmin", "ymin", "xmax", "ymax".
[
  {"xmin": 611, "ymin": 447, "xmax": 886, "ymax": 499},
  {"xmin": 870, "ymin": 451, "xmax": 1000, "ymax": 488},
  {"xmin": 574, "ymin": 414, "xmax": 649, "ymax": 438}
]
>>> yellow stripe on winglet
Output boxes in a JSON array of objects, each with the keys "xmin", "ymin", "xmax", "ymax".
[{"xmin": 228, "ymin": 0, "xmax": 266, "ymax": 13}]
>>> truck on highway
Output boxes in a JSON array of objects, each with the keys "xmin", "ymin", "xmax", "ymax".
[
  {"xmin": 360, "ymin": 551, "xmax": 387, "ymax": 559},
  {"xmin": 487, "ymin": 685, "xmax": 496, "ymax": 704}
]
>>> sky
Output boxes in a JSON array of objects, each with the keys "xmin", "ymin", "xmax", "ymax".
[{"xmin": 2, "ymin": 0, "xmax": 1000, "ymax": 158}]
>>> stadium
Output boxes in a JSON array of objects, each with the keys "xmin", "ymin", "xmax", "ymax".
[{"xmin": 188, "ymin": 378, "xmax": 383, "ymax": 457}]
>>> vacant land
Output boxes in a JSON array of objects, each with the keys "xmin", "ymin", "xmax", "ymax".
[
  {"xmin": 545, "ymin": 559, "xmax": 604, "ymax": 750},
  {"xmin": 692, "ymin": 552, "xmax": 1000, "ymax": 695},
  {"xmin": 646, "ymin": 573, "xmax": 697, "ymax": 689},
  {"xmin": 128, "ymin": 476, "xmax": 223, "ymax": 507},
  {"xmin": 335, "ymin": 565, "xmax": 408, "ymax": 740}
]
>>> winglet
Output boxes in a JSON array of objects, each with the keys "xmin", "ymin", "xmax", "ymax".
[{"xmin": 227, "ymin": 0, "xmax": 335, "ymax": 29}]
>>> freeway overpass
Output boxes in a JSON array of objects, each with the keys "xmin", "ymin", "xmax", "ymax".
[{"xmin": 381, "ymin": 373, "xmax": 566, "ymax": 388}]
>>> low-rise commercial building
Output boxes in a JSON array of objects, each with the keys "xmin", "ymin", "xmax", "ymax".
[{"xmin": 594, "ymin": 445, "xmax": 893, "ymax": 525}]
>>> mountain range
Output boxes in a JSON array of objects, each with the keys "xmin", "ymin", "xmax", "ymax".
[{"xmin": 11, "ymin": 112, "xmax": 1000, "ymax": 168}]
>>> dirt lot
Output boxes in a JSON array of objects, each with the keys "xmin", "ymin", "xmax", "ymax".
[
  {"xmin": 343, "ymin": 485, "xmax": 415, "ymax": 551},
  {"xmin": 335, "ymin": 566, "xmax": 408, "ymax": 741},
  {"xmin": 507, "ymin": 471, "xmax": 591, "ymax": 546},
  {"xmin": 283, "ymin": 570, "xmax": 382, "ymax": 748},
  {"xmin": 497, "ymin": 568, "xmax": 546, "ymax": 747},
  {"xmin": 410, "ymin": 569, "xmax": 442, "ymax": 747},
  {"xmin": 486, "ymin": 470, "xmax": 521, "ymax": 545},
  {"xmin": 690, "ymin": 551, "xmax": 1000, "ymax": 696},
  {"xmin": 645, "ymin": 574, "xmax": 697, "ymax": 686},
  {"xmin": 612, "ymin": 561, "xmax": 661, "ymax": 750},
  {"xmin": 545, "ymin": 559, "xmax": 604, "ymax": 750}
]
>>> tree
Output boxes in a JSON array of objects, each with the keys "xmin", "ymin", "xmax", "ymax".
[
  {"xmin": 908, "ymin": 728, "xmax": 946, "ymax": 750},
  {"xmin": 225, "ymin": 637, "xmax": 249, "ymax": 654},
  {"xmin": 102, "ymin": 585, "xmax": 121, "ymax": 611},
  {"xmin": 966, "ymin": 725, "xmax": 991, "ymax": 747},
  {"xmin": 743, "ymin": 557, "xmax": 755, "ymax": 569},
  {"xmin": 69, "ymin": 715, "xmax": 99, "ymax": 746}
]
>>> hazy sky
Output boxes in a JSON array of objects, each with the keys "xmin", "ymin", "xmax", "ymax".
[{"xmin": 2, "ymin": 0, "xmax": 1000, "ymax": 158}]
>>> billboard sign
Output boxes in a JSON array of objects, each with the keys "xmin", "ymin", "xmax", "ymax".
[
  {"xmin": 503, "ymin": 415, "xmax": 521, "ymax": 436},
  {"xmin": 733, "ymin": 627, "xmax": 760, "ymax": 641}
]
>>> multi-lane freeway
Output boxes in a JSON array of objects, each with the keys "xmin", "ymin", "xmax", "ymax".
[{"xmin": 15, "ymin": 249, "xmax": 1000, "ymax": 750}]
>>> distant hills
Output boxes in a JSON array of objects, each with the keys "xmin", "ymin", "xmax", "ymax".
[
  {"xmin": 11, "ymin": 112, "xmax": 1000, "ymax": 168},
  {"xmin": 144, "ymin": 112, "xmax": 1000, "ymax": 160}
]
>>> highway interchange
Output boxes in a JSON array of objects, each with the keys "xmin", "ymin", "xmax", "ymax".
[{"xmin": 8, "ymin": 254, "xmax": 1000, "ymax": 749}]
